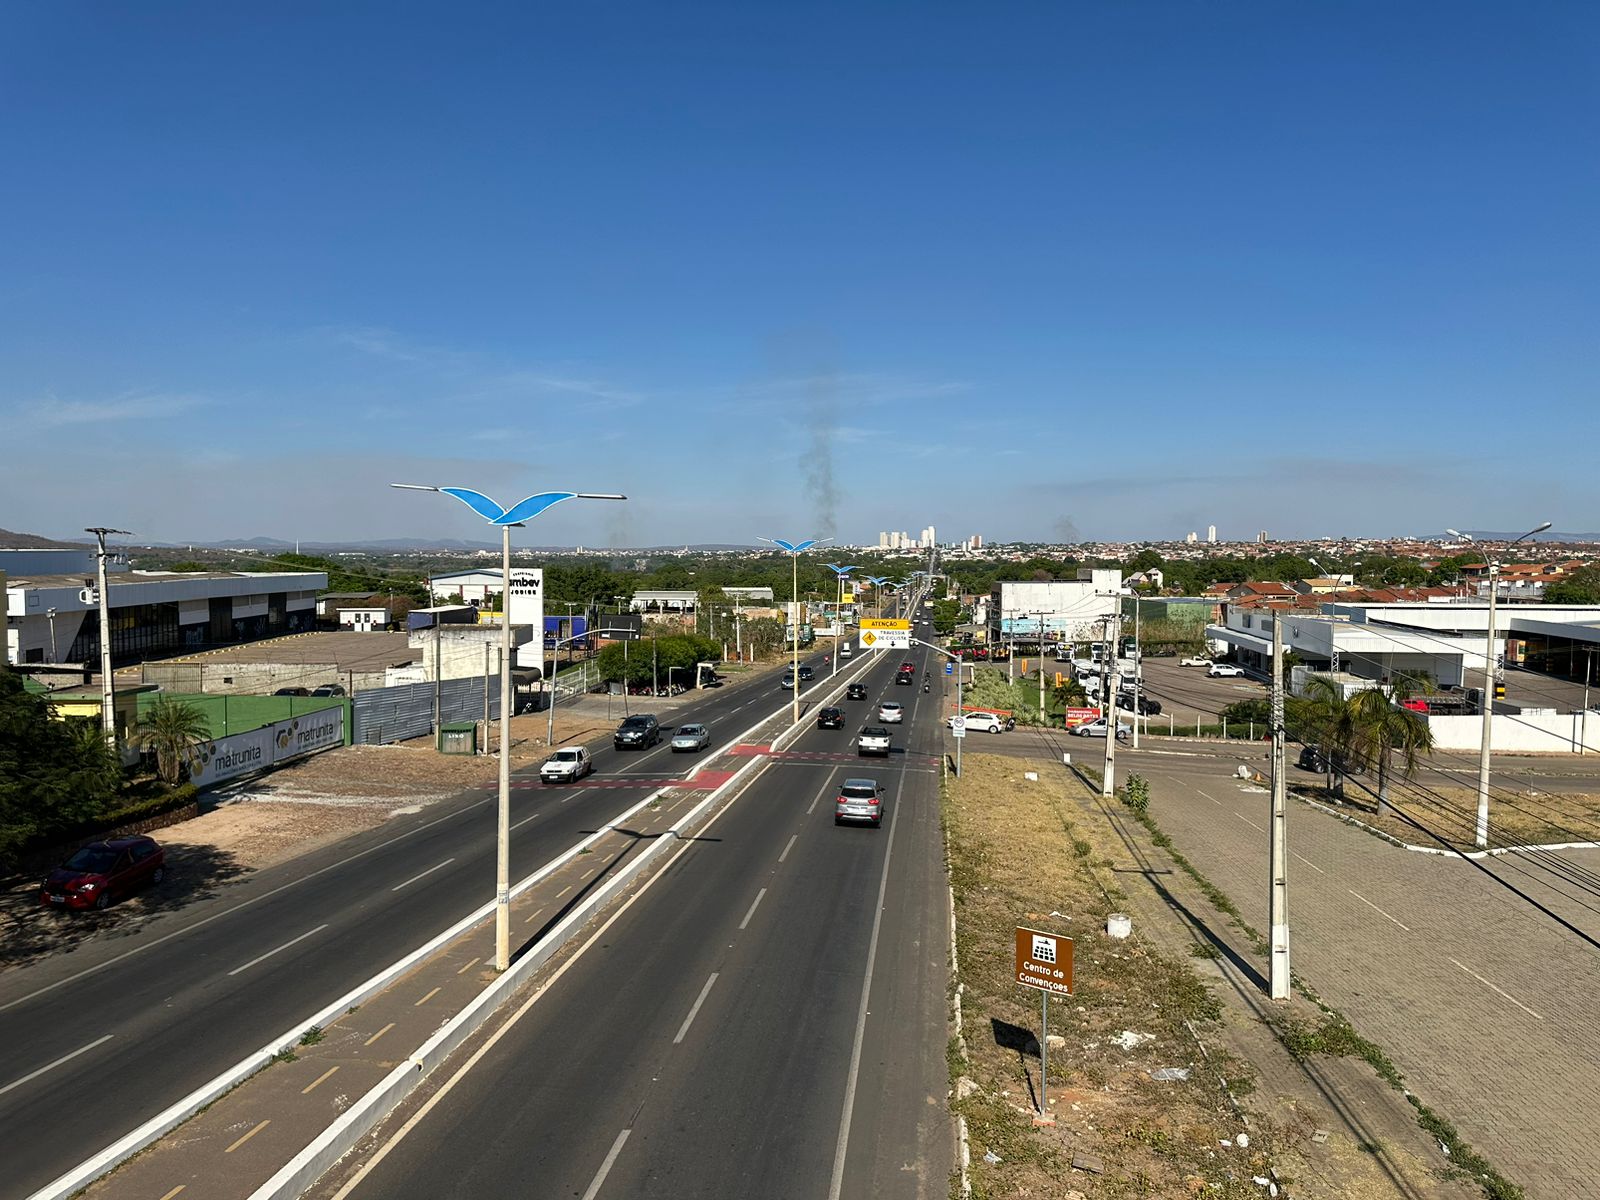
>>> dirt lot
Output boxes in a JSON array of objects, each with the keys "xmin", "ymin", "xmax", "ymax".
[{"xmin": 947, "ymin": 753, "xmax": 1477, "ymax": 1199}]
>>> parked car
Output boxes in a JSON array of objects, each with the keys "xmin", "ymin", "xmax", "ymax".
[
  {"xmin": 949, "ymin": 711, "xmax": 1007, "ymax": 734},
  {"xmin": 41, "ymin": 836, "xmax": 165, "ymax": 910},
  {"xmin": 540, "ymin": 746, "xmax": 593, "ymax": 783},
  {"xmin": 816, "ymin": 706, "xmax": 845, "ymax": 730},
  {"xmin": 877, "ymin": 701, "xmax": 905, "ymax": 724},
  {"xmin": 613, "ymin": 714, "xmax": 661, "ymax": 750},
  {"xmin": 857, "ymin": 726, "xmax": 892, "ymax": 756},
  {"xmin": 1117, "ymin": 694, "xmax": 1162, "ymax": 716},
  {"xmin": 274, "ymin": 687, "xmax": 310, "ymax": 697},
  {"xmin": 671, "ymin": 723, "xmax": 712, "ymax": 752},
  {"xmin": 1207, "ymin": 663, "xmax": 1246, "ymax": 678},
  {"xmin": 310, "ymin": 683, "xmax": 346, "ymax": 697},
  {"xmin": 1179, "ymin": 655, "xmax": 1212, "ymax": 667},
  {"xmin": 846, "ymin": 682, "xmax": 869, "ymax": 701},
  {"xmin": 834, "ymin": 778, "xmax": 885, "ymax": 828},
  {"xmin": 1069, "ymin": 718, "xmax": 1132, "ymax": 739},
  {"xmin": 1296, "ymin": 745, "xmax": 1354, "ymax": 774}
]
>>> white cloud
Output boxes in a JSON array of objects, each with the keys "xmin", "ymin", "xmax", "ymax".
[{"xmin": 24, "ymin": 389, "xmax": 209, "ymax": 426}]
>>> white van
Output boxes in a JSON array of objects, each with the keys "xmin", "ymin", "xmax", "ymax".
[{"xmin": 839, "ymin": 641, "xmax": 853, "ymax": 659}]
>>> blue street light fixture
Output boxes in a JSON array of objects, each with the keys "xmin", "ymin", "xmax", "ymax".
[
  {"xmin": 759, "ymin": 535, "xmax": 832, "ymax": 722},
  {"xmin": 825, "ymin": 563, "xmax": 859, "ymax": 676},
  {"xmin": 863, "ymin": 575, "xmax": 890, "ymax": 619},
  {"xmin": 392, "ymin": 482, "xmax": 625, "ymax": 973}
]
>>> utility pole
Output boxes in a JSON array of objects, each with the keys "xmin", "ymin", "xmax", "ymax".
[
  {"xmin": 1101, "ymin": 613, "xmax": 1120, "ymax": 797},
  {"xmin": 1037, "ymin": 611, "xmax": 1047, "ymax": 722},
  {"xmin": 1131, "ymin": 594, "xmax": 1142, "ymax": 749},
  {"xmin": 86, "ymin": 527, "xmax": 130, "ymax": 749},
  {"xmin": 1269, "ymin": 611, "xmax": 1290, "ymax": 1000}
]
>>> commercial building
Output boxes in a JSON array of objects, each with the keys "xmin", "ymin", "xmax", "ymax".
[
  {"xmin": 427, "ymin": 569, "xmax": 505, "ymax": 605},
  {"xmin": 630, "ymin": 589, "xmax": 697, "ymax": 615},
  {"xmin": 6, "ymin": 560, "xmax": 326, "ymax": 668}
]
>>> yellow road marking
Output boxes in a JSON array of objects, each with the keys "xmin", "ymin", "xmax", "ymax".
[
  {"xmin": 301, "ymin": 1066, "xmax": 339, "ymax": 1095},
  {"xmin": 224, "ymin": 1120, "xmax": 270, "ymax": 1153},
  {"xmin": 364, "ymin": 1023, "xmax": 395, "ymax": 1047},
  {"xmin": 415, "ymin": 987, "xmax": 442, "ymax": 1006}
]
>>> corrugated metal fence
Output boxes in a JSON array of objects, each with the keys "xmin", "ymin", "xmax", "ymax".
[{"xmin": 352, "ymin": 676, "xmax": 502, "ymax": 745}]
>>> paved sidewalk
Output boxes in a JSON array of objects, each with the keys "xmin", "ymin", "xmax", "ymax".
[{"xmin": 1136, "ymin": 754, "xmax": 1600, "ymax": 1200}]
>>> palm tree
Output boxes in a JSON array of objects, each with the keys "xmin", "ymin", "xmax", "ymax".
[
  {"xmin": 137, "ymin": 696, "xmax": 212, "ymax": 784},
  {"xmin": 1349, "ymin": 688, "xmax": 1434, "ymax": 819},
  {"xmin": 1288, "ymin": 676, "xmax": 1366, "ymax": 799}
]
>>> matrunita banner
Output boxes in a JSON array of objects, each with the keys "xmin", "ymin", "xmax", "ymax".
[{"xmin": 189, "ymin": 706, "xmax": 346, "ymax": 789}]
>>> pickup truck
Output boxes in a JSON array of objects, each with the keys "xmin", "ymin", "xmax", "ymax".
[{"xmin": 857, "ymin": 726, "xmax": 892, "ymax": 757}]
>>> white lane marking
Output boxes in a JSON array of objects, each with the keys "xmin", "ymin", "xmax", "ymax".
[
  {"xmin": 512, "ymin": 810, "xmax": 544, "ymax": 830},
  {"xmin": 1347, "ymin": 890, "xmax": 1411, "ymax": 932},
  {"xmin": 1233, "ymin": 811, "xmax": 1265, "ymax": 833},
  {"xmin": 1449, "ymin": 958, "xmax": 1543, "ymax": 1020},
  {"xmin": 738, "ymin": 888, "xmax": 767, "ymax": 931},
  {"xmin": 1194, "ymin": 787, "xmax": 1224, "ymax": 808},
  {"xmin": 0, "ymin": 1034, "xmax": 114, "ymax": 1098},
  {"xmin": 0, "ymin": 798, "xmax": 496, "ymax": 1014},
  {"xmin": 580, "ymin": 1128, "xmax": 632, "ymax": 1200},
  {"xmin": 1294, "ymin": 852, "xmax": 1326, "ymax": 875},
  {"xmin": 324, "ymin": 758, "xmax": 774, "ymax": 1200},
  {"xmin": 390, "ymin": 858, "xmax": 456, "ymax": 892},
  {"xmin": 779, "ymin": 834, "xmax": 799, "ymax": 863},
  {"xmin": 828, "ymin": 781, "xmax": 902, "ymax": 1200},
  {"xmin": 226, "ymin": 924, "xmax": 330, "ymax": 977},
  {"xmin": 673, "ymin": 972, "xmax": 719, "ymax": 1045}
]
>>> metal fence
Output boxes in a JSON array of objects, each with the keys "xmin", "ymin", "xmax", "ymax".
[{"xmin": 352, "ymin": 676, "xmax": 502, "ymax": 746}]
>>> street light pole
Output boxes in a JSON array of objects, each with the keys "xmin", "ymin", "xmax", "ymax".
[
  {"xmin": 759, "ymin": 535, "xmax": 830, "ymax": 724},
  {"xmin": 1102, "ymin": 613, "xmax": 1121, "ymax": 797},
  {"xmin": 85, "ymin": 527, "xmax": 131, "ymax": 749},
  {"xmin": 392, "ymin": 483, "xmax": 625, "ymax": 974},
  {"xmin": 1449, "ymin": 522, "xmax": 1551, "ymax": 849}
]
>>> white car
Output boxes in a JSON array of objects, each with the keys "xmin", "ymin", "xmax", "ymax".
[
  {"xmin": 948, "ymin": 711, "xmax": 1006, "ymax": 734},
  {"xmin": 1180, "ymin": 655, "xmax": 1212, "ymax": 667},
  {"xmin": 857, "ymin": 726, "xmax": 892, "ymax": 757},
  {"xmin": 877, "ymin": 702, "xmax": 905, "ymax": 724},
  {"xmin": 539, "ymin": 746, "xmax": 593, "ymax": 784},
  {"xmin": 670, "ymin": 723, "xmax": 712, "ymax": 752},
  {"xmin": 1207, "ymin": 663, "xmax": 1246, "ymax": 678},
  {"xmin": 1069, "ymin": 718, "xmax": 1131, "ymax": 739}
]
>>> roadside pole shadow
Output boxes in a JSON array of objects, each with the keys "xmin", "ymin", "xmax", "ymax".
[{"xmin": 991, "ymin": 1018, "xmax": 1044, "ymax": 1111}]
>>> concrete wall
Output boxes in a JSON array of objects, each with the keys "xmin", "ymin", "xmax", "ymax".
[
  {"xmin": 1426, "ymin": 711, "xmax": 1600, "ymax": 754},
  {"xmin": 410, "ymin": 623, "xmax": 532, "ymax": 681},
  {"xmin": 142, "ymin": 660, "xmax": 389, "ymax": 695}
]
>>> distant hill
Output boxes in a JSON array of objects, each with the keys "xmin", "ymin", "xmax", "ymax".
[
  {"xmin": 0, "ymin": 528, "xmax": 88, "ymax": 549},
  {"xmin": 1452, "ymin": 531, "xmax": 1600, "ymax": 544}
]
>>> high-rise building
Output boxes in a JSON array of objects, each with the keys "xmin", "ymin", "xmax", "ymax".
[
  {"xmin": 972, "ymin": 533, "xmax": 982, "ymax": 549},
  {"xmin": 1256, "ymin": 530, "xmax": 1268, "ymax": 544},
  {"xmin": 1206, "ymin": 525, "xmax": 1217, "ymax": 543},
  {"xmin": 878, "ymin": 531, "xmax": 889, "ymax": 549},
  {"xmin": 1185, "ymin": 531, "xmax": 1198, "ymax": 544}
]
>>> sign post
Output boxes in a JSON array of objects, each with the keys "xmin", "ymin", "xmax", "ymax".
[{"xmin": 1015, "ymin": 926, "xmax": 1073, "ymax": 1125}]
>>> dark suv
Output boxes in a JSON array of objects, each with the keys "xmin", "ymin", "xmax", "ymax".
[
  {"xmin": 614, "ymin": 714, "xmax": 661, "ymax": 750},
  {"xmin": 846, "ymin": 682, "xmax": 869, "ymax": 701},
  {"xmin": 798, "ymin": 665, "xmax": 815, "ymax": 682},
  {"xmin": 816, "ymin": 705, "xmax": 845, "ymax": 730}
]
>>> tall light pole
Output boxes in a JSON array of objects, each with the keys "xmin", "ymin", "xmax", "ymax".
[
  {"xmin": 85, "ymin": 527, "xmax": 131, "ymax": 749},
  {"xmin": 1447, "ymin": 521, "xmax": 1551, "ymax": 848},
  {"xmin": 864, "ymin": 575, "xmax": 890, "ymax": 619},
  {"xmin": 759, "ymin": 535, "xmax": 831, "ymax": 723},
  {"xmin": 825, "ymin": 563, "xmax": 858, "ymax": 676},
  {"xmin": 393, "ymin": 483, "xmax": 626, "ymax": 972}
]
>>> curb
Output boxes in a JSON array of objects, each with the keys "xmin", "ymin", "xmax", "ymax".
[{"xmin": 1297, "ymin": 795, "xmax": 1600, "ymax": 858}]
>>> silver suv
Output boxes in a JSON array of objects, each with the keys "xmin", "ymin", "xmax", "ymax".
[{"xmin": 834, "ymin": 778, "xmax": 885, "ymax": 827}]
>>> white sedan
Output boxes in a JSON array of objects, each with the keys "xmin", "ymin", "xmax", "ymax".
[
  {"xmin": 948, "ymin": 711, "xmax": 1006, "ymax": 734},
  {"xmin": 1069, "ymin": 718, "xmax": 1131, "ymax": 739},
  {"xmin": 1207, "ymin": 663, "xmax": 1246, "ymax": 678},
  {"xmin": 877, "ymin": 702, "xmax": 905, "ymax": 724}
]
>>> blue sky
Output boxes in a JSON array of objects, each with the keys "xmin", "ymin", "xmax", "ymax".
[{"xmin": 2, "ymin": 2, "xmax": 1595, "ymax": 547}]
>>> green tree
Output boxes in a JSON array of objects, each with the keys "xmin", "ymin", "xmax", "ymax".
[
  {"xmin": 1545, "ymin": 568, "xmax": 1600, "ymax": 606},
  {"xmin": 1288, "ymin": 676, "xmax": 1365, "ymax": 797},
  {"xmin": 137, "ymin": 696, "xmax": 213, "ymax": 784},
  {"xmin": 0, "ymin": 670, "xmax": 123, "ymax": 868}
]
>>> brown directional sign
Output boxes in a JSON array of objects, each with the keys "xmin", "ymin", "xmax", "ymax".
[{"xmin": 1015, "ymin": 926, "xmax": 1074, "ymax": 995}]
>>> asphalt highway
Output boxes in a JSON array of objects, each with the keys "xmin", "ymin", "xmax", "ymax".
[
  {"xmin": 0, "ymin": 643, "xmax": 864, "ymax": 1198},
  {"xmin": 314, "ymin": 638, "xmax": 952, "ymax": 1200}
]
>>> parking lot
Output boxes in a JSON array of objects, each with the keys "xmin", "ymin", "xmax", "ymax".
[{"xmin": 1116, "ymin": 656, "xmax": 1268, "ymax": 728}]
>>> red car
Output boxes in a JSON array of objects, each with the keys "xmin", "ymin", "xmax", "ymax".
[
  {"xmin": 41, "ymin": 836, "xmax": 166, "ymax": 911},
  {"xmin": 898, "ymin": 662, "xmax": 916, "ymax": 675}
]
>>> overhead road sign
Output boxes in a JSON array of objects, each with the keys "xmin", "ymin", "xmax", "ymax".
[
  {"xmin": 860, "ymin": 618, "xmax": 910, "ymax": 631},
  {"xmin": 858, "ymin": 627, "xmax": 910, "ymax": 649}
]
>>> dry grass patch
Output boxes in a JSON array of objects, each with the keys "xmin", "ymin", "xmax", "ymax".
[
  {"xmin": 1297, "ymin": 782, "xmax": 1600, "ymax": 850},
  {"xmin": 948, "ymin": 754, "xmax": 1276, "ymax": 1198}
]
